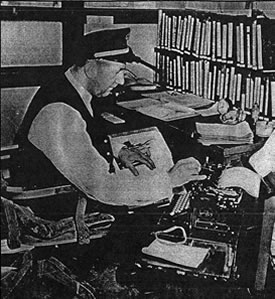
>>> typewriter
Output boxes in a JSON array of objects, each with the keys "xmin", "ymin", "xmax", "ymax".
[{"xmin": 139, "ymin": 162, "xmax": 243, "ymax": 282}]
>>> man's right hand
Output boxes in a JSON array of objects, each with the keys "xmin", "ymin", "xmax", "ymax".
[{"xmin": 118, "ymin": 147, "xmax": 156, "ymax": 176}]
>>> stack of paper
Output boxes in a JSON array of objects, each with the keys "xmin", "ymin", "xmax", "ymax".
[
  {"xmin": 142, "ymin": 239, "xmax": 210, "ymax": 269},
  {"xmin": 196, "ymin": 121, "xmax": 254, "ymax": 145}
]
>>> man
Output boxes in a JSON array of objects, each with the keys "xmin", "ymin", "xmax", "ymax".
[{"xmin": 14, "ymin": 28, "xmax": 205, "ymax": 230}]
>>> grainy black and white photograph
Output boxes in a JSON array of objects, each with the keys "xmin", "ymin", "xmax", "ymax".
[{"xmin": 1, "ymin": 1, "xmax": 275, "ymax": 298}]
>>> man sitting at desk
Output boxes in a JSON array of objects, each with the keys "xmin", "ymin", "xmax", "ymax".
[{"xmin": 13, "ymin": 28, "xmax": 205, "ymax": 225}]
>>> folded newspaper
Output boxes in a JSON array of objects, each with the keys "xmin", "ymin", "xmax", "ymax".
[{"xmin": 196, "ymin": 121, "xmax": 254, "ymax": 145}]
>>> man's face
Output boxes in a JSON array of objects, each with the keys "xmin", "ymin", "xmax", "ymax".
[{"xmin": 86, "ymin": 59, "xmax": 126, "ymax": 97}]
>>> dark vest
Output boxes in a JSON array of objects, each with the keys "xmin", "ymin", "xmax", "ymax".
[{"xmin": 13, "ymin": 73, "xmax": 114, "ymax": 189}]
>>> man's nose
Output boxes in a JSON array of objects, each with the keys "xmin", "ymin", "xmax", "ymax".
[{"xmin": 116, "ymin": 71, "xmax": 125, "ymax": 85}]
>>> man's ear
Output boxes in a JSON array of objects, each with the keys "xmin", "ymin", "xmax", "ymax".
[{"xmin": 84, "ymin": 59, "xmax": 97, "ymax": 79}]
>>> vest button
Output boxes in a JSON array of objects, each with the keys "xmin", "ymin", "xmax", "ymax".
[
  {"xmin": 104, "ymin": 139, "xmax": 108, "ymax": 143},
  {"xmin": 106, "ymin": 152, "xmax": 111, "ymax": 156}
]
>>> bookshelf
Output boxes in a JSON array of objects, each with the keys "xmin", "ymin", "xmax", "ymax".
[{"xmin": 155, "ymin": 9, "xmax": 275, "ymax": 121}]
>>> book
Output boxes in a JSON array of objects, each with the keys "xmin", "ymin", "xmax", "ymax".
[
  {"xmin": 157, "ymin": 9, "xmax": 163, "ymax": 48},
  {"xmin": 222, "ymin": 23, "xmax": 228, "ymax": 62},
  {"xmin": 224, "ymin": 67, "xmax": 230, "ymax": 99},
  {"xmin": 256, "ymin": 21, "xmax": 263, "ymax": 70},
  {"xmin": 252, "ymin": 19, "xmax": 257, "ymax": 70},
  {"xmin": 187, "ymin": 15, "xmax": 195, "ymax": 53},
  {"xmin": 236, "ymin": 24, "xmax": 241, "ymax": 66},
  {"xmin": 176, "ymin": 15, "xmax": 183, "ymax": 50},
  {"xmin": 246, "ymin": 24, "xmax": 252, "ymax": 68},
  {"xmin": 259, "ymin": 82, "xmax": 265, "ymax": 114},
  {"xmin": 172, "ymin": 15, "xmax": 177, "ymax": 49},
  {"xmin": 245, "ymin": 75, "xmax": 251, "ymax": 109},
  {"xmin": 167, "ymin": 15, "xmax": 172, "ymax": 50},
  {"xmin": 264, "ymin": 77, "xmax": 270, "ymax": 117},
  {"xmin": 216, "ymin": 20, "xmax": 222, "ymax": 61},
  {"xmin": 206, "ymin": 19, "xmax": 212, "ymax": 58},
  {"xmin": 200, "ymin": 20, "xmax": 206, "ymax": 58},
  {"xmin": 193, "ymin": 17, "xmax": 201, "ymax": 56},
  {"xmin": 211, "ymin": 19, "xmax": 216, "ymax": 61},
  {"xmin": 229, "ymin": 66, "xmax": 236, "ymax": 102},
  {"xmin": 211, "ymin": 64, "xmax": 217, "ymax": 101},
  {"xmin": 228, "ymin": 22, "xmax": 233, "ymax": 62},
  {"xmin": 236, "ymin": 73, "xmax": 243, "ymax": 104},
  {"xmin": 204, "ymin": 61, "xmax": 210, "ymax": 99},
  {"xmin": 180, "ymin": 15, "xmax": 188, "ymax": 52},
  {"xmin": 207, "ymin": 70, "xmax": 212, "ymax": 100}
]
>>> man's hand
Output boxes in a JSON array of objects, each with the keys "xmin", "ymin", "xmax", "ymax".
[
  {"xmin": 168, "ymin": 157, "xmax": 206, "ymax": 187},
  {"xmin": 118, "ymin": 147, "xmax": 156, "ymax": 176}
]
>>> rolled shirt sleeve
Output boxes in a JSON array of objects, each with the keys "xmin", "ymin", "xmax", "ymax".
[{"xmin": 28, "ymin": 103, "xmax": 173, "ymax": 206}]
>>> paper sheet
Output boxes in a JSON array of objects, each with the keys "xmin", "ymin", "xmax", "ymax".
[
  {"xmin": 141, "ymin": 91, "xmax": 214, "ymax": 109},
  {"xmin": 249, "ymin": 130, "xmax": 275, "ymax": 177},
  {"xmin": 218, "ymin": 167, "xmax": 261, "ymax": 198},
  {"xmin": 118, "ymin": 97, "xmax": 198, "ymax": 121},
  {"xmin": 142, "ymin": 239, "xmax": 210, "ymax": 269},
  {"xmin": 108, "ymin": 127, "xmax": 174, "ymax": 206}
]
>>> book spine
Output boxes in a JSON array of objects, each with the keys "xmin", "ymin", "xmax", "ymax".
[
  {"xmin": 259, "ymin": 81, "xmax": 265, "ymax": 115},
  {"xmin": 246, "ymin": 24, "xmax": 252, "ymax": 69},
  {"xmin": 172, "ymin": 15, "xmax": 177, "ymax": 50},
  {"xmin": 228, "ymin": 22, "xmax": 233, "ymax": 63},
  {"xmin": 239, "ymin": 22, "xmax": 245, "ymax": 67},
  {"xmin": 195, "ymin": 61, "xmax": 200, "ymax": 96},
  {"xmin": 157, "ymin": 10, "xmax": 163, "ymax": 48},
  {"xmin": 245, "ymin": 74, "xmax": 251, "ymax": 110},
  {"xmin": 222, "ymin": 23, "xmax": 228, "ymax": 63},
  {"xmin": 224, "ymin": 67, "xmax": 230, "ymax": 99},
  {"xmin": 264, "ymin": 77, "xmax": 275, "ymax": 117},
  {"xmin": 182, "ymin": 60, "xmax": 186, "ymax": 92},
  {"xmin": 252, "ymin": 19, "xmax": 257, "ymax": 70},
  {"xmin": 212, "ymin": 65, "xmax": 217, "ymax": 101},
  {"xmin": 211, "ymin": 20, "xmax": 216, "ymax": 61},
  {"xmin": 200, "ymin": 21, "xmax": 206, "ymax": 58},
  {"xmin": 185, "ymin": 60, "xmax": 190, "ymax": 92},
  {"xmin": 180, "ymin": 16, "xmax": 188, "ymax": 53},
  {"xmin": 204, "ymin": 61, "xmax": 210, "ymax": 98},
  {"xmin": 176, "ymin": 15, "xmax": 183, "ymax": 51},
  {"xmin": 229, "ymin": 66, "xmax": 236, "ymax": 102},
  {"xmin": 256, "ymin": 21, "xmax": 263, "ymax": 70},
  {"xmin": 208, "ymin": 68, "xmax": 212, "ymax": 100},
  {"xmin": 187, "ymin": 15, "xmax": 195, "ymax": 54},
  {"xmin": 236, "ymin": 24, "xmax": 241, "ymax": 67}
]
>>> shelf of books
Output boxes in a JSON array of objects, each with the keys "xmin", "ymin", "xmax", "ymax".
[{"xmin": 155, "ymin": 9, "xmax": 275, "ymax": 120}]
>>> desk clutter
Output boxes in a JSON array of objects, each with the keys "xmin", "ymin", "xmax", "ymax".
[{"xmin": 139, "ymin": 163, "xmax": 254, "ymax": 282}]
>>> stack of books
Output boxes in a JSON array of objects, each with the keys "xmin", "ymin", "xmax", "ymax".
[{"xmin": 196, "ymin": 121, "xmax": 254, "ymax": 145}]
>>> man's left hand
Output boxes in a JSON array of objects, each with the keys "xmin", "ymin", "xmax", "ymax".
[{"xmin": 118, "ymin": 147, "xmax": 156, "ymax": 176}]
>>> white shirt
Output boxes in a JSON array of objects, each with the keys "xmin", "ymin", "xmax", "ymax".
[{"xmin": 28, "ymin": 69, "xmax": 174, "ymax": 206}]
